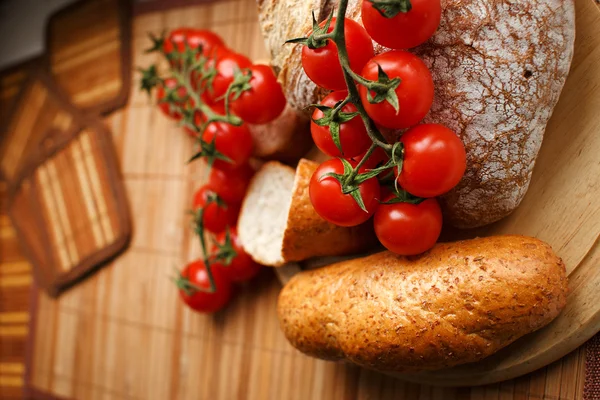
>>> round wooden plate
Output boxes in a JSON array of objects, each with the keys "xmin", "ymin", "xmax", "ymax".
[{"xmin": 275, "ymin": 0, "xmax": 600, "ymax": 386}]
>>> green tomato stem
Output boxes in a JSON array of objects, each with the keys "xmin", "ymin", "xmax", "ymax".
[{"xmin": 329, "ymin": 0, "xmax": 393, "ymax": 156}]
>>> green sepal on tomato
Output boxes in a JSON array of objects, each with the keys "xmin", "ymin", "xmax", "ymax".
[
  {"xmin": 192, "ymin": 185, "xmax": 239, "ymax": 234},
  {"xmin": 359, "ymin": 51, "xmax": 434, "ymax": 129},
  {"xmin": 299, "ymin": 17, "xmax": 374, "ymax": 90},
  {"xmin": 229, "ymin": 65, "xmax": 287, "ymax": 124},
  {"xmin": 309, "ymin": 158, "xmax": 380, "ymax": 227},
  {"xmin": 200, "ymin": 118, "xmax": 253, "ymax": 171},
  {"xmin": 212, "ymin": 228, "xmax": 262, "ymax": 282},
  {"xmin": 176, "ymin": 260, "xmax": 232, "ymax": 313},
  {"xmin": 395, "ymin": 124, "xmax": 466, "ymax": 198},
  {"xmin": 156, "ymin": 77, "xmax": 188, "ymax": 120},
  {"xmin": 311, "ymin": 91, "xmax": 372, "ymax": 158},
  {"xmin": 361, "ymin": 0, "xmax": 441, "ymax": 50},
  {"xmin": 205, "ymin": 51, "xmax": 252, "ymax": 103}
]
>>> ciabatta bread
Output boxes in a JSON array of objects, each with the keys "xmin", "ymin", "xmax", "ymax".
[
  {"xmin": 258, "ymin": 0, "xmax": 576, "ymax": 228},
  {"xmin": 238, "ymin": 159, "xmax": 376, "ymax": 266},
  {"xmin": 278, "ymin": 235, "xmax": 568, "ymax": 372}
]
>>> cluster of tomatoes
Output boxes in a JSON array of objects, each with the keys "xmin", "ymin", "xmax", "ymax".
[
  {"xmin": 147, "ymin": 28, "xmax": 287, "ymax": 313},
  {"xmin": 154, "ymin": 28, "xmax": 286, "ymax": 171},
  {"xmin": 302, "ymin": 0, "xmax": 467, "ymax": 255}
]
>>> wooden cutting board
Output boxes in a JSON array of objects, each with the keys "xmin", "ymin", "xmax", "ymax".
[
  {"xmin": 46, "ymin": 0, "xmax": 132, "ymax": 115},
  {"xmin": 277, "ymin": 0, "xmax": 600, "ymax": 387},
  {"xmin": 17, "ymin": 0, "xmax": 596, "ymax": 398}
]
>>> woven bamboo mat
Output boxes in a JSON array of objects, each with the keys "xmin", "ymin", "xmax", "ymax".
[
  {"xmin": 46, "ymin": 0, "xmax": 132, "ymax": 115},
  {"xmin": 15, "ymin": 0, "xmax": 590, "ymax": 398},
  {"xmin": 1, "ymin": 68, "xmax": 131, "ymax": 297}
]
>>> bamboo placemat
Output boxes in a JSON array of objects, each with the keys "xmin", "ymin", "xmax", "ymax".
[
  {"xmin": 1, "ymin": 70, "xmax": 131, "ymax": 297},
  {"xmin": 17, "ymin": 0, "xmax": 591, "ymax": 398},
  {"xmin": 46, "ymin": 0, "xmax": 132, "ymax": 116}
]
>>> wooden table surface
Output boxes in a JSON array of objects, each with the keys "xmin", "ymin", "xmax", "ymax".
[{"xmin": 0, "ymin": 0, "xmax": 595, "ymax": 399}]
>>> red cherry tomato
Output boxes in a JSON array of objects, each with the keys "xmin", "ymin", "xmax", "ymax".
[
  {"xmin": 359, "ymin": 51, "xmax": 434, "ymax": 129},
  {"xmin": 156, "ymin": 78, "xmax": 187, "ymax": 120},
  {"xmin": 207, "ymin": 52, "xmax": 252, "ymax": 102},
  {"xmin": 178, "ymin": 260, "xmax": 232, "ymax": 313},
  {"xmin": 212, "ymin": 228, "xmax": 262, "ymax": 282},
  {"xmin": 311, "ymin": 91, "xmax": 372, "ymax": 158},
  {"xmin": 202, "ymin": 121, "xmax": 253, "ymax": 171},
  {"xmin": 192, "ymin": 185, "xmax": 239, "ymax": 234},
  {"xmin": 230, "ymin": 65, "xmax": 286, "ymax": 124},
  {"xmin": 186, "ymin": 29, "xmax": 225, "ymax": 56},
  {"xmin": 302, "ymin": 18, "xmax": 374, "ymax": 90},
  {"xmin": 208, "ymin": 165, "xmax": 254, "ymax": 204},
  {"xmin": 374, "ymin": 196, "xmax": 442, "ymax": 255},
  {"xmin": 163, "ymin": 28, "xmax": 190, "ymax": 55},
  {"xmin": 163, "ymin": 28, "xmax": 224, "ymax": 56},
  {"xmin": 361, "ymin": 0, "xmax": 441, "ymax": 49},
  {"xmin": 309, "ymin": 158, "xmax": 380, "ymax": 227},
  {"xmin": 395, "ymin": 124, "xmax": 466, "ymax": 198}
]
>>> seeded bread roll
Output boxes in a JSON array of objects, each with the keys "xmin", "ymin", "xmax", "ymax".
[
  {"xmin": 257, "ymin": 0, "xmax": 576, "ymax": 228},
  {"xmin": 278, "ymin": 235, "xmax": 568, "ymax": 372}
]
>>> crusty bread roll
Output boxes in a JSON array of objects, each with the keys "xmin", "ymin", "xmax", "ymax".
[
  {"xmin": 258, "ymin": 0, "xmax": 576, "ymax": 228},
  {"xmin": 238, "ymin": 159, "xmax": 376, "ymax": 266},
  {"xmin": 247, "ymin": 103, "xmax": 313, "ymax": 163},
  {"xmin": 278, "ymin": 235, "xmax": 568, "ymax": 372}
]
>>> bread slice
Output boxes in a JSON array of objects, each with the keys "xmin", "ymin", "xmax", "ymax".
[
  {"xmin": 238, "ymin": 159, "xmax": 377, "ymax": 267},
  {"xmin": 238, "ymin": 162, "xmax": 296, "ymax": 266}
]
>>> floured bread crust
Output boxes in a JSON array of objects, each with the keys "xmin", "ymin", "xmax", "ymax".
[{"xmin": 258, "ymin": 0, "xmax": 576, "ymax": 228}]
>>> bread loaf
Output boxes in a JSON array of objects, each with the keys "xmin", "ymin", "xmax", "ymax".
[
  {"xmin": 238, "ymin": 159, "xmax": 377, "ymax": 266},
  {"xmin": 258, "ymin": 0, "xmax": 576, "ymax": 228},
  {"xmin": 248, "ymin": 104, "xmax": 313, "ymax": 163},
  {"xmin": 278, "ymin": 235, "xmax": 568, "ymax": 372}
]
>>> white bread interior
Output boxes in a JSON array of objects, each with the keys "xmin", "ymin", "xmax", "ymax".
[{"xmin": 238, "ymin": 162, "xmax": 295, "ymax": 266}]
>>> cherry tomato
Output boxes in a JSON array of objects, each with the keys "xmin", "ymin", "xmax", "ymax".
[
  {"xmin": 361, "ymin": 0, "xmax": 441, "ymax": 49},
  {"xmin": 311, "ymin": 91, "xmax": 371, "ymax": 158},
  {"xmin": 212, "ymin": 228, "xmax": 262, "ymax": 282},
  {"xmin": 207, "ymin": 52, "xmax": 252, "ymax": 103},
  {"xmin": 192, "ymin": 185, "xmax": 239, "ymax": 234},
  {"xmin": 163, "ymin": 28, "xmax": 190, "ymax": 55},
  {"xmin": 178, "ymin": 260, "xmax": 232, "ymax": 313},
  {"xmin": 230, "ymin": 65, "xmax": 286, "ymax": 124},
  {"xmin": 309, "ymin": 158, "xmax": 380, "ymax": 227},
  {"xmin": 164, "ymin": 28, "xmax": 224, "ymax": 56},
  {"xmin": 186, "ymin": 29, "xmax": 225, "ymax": 56},
  {"xmin": 359, "ymin": 51, "xmax": 434, "ymax": 129},
  {"xmin": 395, "ymin": 124, "xmax": 466, "ymax": 198},
  {"xmin": 208, "ymin": 165, "xmax": 254, "ymax": 204},
  {"xmin": 202, "ymin": 121, "xmax": 253, "ymax": 171},
  {"xmin": 374, "ymin": 196, "xmax": 442, "ymax": 255},
  {"xmin": 156, "ymin": 78, "xmax": 187, "ymax": 120},
  {"xmin": 302, "ymin": 18, "xmax": 374, "ymax": 90}
]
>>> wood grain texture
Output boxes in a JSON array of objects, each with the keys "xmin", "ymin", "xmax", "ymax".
[
  {"xmin": 14, "ymin": 0, "xmax": 594, "ymax": 398},
  {"xmin": 0, "ymin": 182, "xmax": 32, "ymax": 400},
  {"xmin": 47, "ymin": 0, "xmax": 131, "ymax": 115},
  {"xmin": 2, "ymin": 70, "xmax": 131, "ymax": 297}
]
